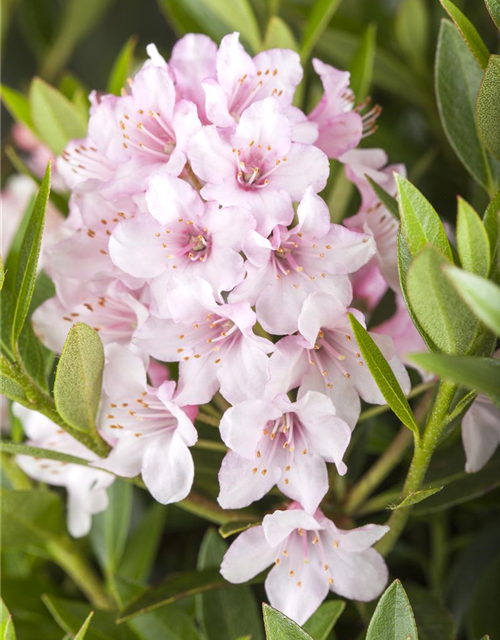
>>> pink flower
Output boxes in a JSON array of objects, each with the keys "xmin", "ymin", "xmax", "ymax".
[
  {"xmin": 109, "ymin": 174, "xmax": 254, "ymax": 300},
  {"xmin": 188, "ymin": 97, "xmax": 330, "ymax": 235},
  {"xmin": 462, "ymin": 394, "xmax": 500, "ymax": 473},
  {"xmin": 13, "ymin": 403, "xmax": 114, "ymax": 537},
  {"xmin": 202, "ymin": 32, "xmax": 303, "ymax": 129},
  {"xmin": 97, "ymin": 344, "xmax": 197, "ymax": 504},
  {"xmin": 136, "ymin": 277, "xmax": 274, "ymax": 406},
  {"xmin": 351, "ymin": 262, "xmax": 389, "ymax": 312},
  {"xmin": 267, "ymin": 291, "xmax": 411, "ymax": 428},
  {"xmin": 221, "ymin": 503, "xmax": 389, "ymax": 625},
  {"xmin": 218, "ymin": 391, "xmax": 350, "ymax": 513},
  {"xmin": 230, "ymin": 187, "xmax": 376, "ymax": 334}
]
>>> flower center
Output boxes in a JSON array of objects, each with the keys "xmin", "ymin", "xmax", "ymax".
[{"xmin": 120, "ymin": 109, "xmax": 176, "ymax": 160}]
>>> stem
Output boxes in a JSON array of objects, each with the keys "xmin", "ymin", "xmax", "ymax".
[
  {"xmin": 183, "ymin": 162, "xmax": 203, "ymax": 192},
  {"xmin": 45, "ymin": 538, "xmax": 112, "ymax": 610},
  {"xmin": 376, "ymin": 380, "xmax": 457, "ymax": 556}
]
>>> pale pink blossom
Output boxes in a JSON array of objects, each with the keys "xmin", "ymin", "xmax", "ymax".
[
  {"xmin": 188, "ymin": 97, "xmax": 330, "ymax": 235},
  {"xmin": 136, "ymin": 277, "xmax": 274, "ymax": 406},
  {"xmin": 351, "ymin": 262, "xmax": 388, "ymax": 312},
  {"xmin": 230, "ymin": 187, "xmax": 375, "ymax": 334},
  {"xmin": 462, "ymin": 394, "xmax": 500, "ymax": 473},
  {"xmin": 14, "ymin": 403, "xmax": 114, "ymax": 537},
  {"xmin": 218, "ymin": 391, "xmax": 350, "ymax": 513},
  {"xmin": 97, "ymin": 344, "xmax": 197, "ymax": 504},
  {"xmin": 221, "ymin": 503, "xmax": 389, "ymax": 624}
]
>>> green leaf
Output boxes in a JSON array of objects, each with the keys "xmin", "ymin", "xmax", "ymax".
[
  {"xmin": 1, "ymin": 490, "xmax": 64, "ymax": 548},
  {"xmin": 262, "ymin": 16, "xmax": 298, "ymax": 51},
  {"xmin": 395, "ymin": 175, "xmax": 452, "ymax": 260},
  {"xmin": 485, "ymin": 0, "xmax": 500, "ymax": 30},
  {"xmin": 0, "ymin": 357, "xmax": 27, "ymax": 404},
  {"xmin": 406, "ymin": 584, "xmax": 455, "ymax": 640},
  {"xmin": 388, "ymin": 486, "xmax": 444, "ymax": 509},
  {"xmin": 469, "ymin": 554, "xmax": 500, "ymax": 640},
  {"xmin": 263, "ymin": 604, "xmax": 313, "ymax": 640},
  {"xmin": 117, "ymin": 569, "xmax": 228, "ymax": 623},
  {"xmin": 349, "ymin": 23, "xmax": 377, "ymax": 103},
  {"xmin": 193, "ymin": 0, "xmax": 260, "ymax": 52},
  {"xmin": 439, "ymin": 0, "xmax": 490, "ymax": 69},
  {"xmin": 456, "ymin": 198, "xmax": 491, "ymax": 276},
  {"xmin": 300, "ymin": 0, "xmax": 343, "ymax": 63},
  {"xmin": 477, "ymin": 55, "xmax": 500, "ymax": 161},
  {"xmin": 218, "ymin": 520, "xmax": 259, "ymax": 539},
  {"xmin": 196, "ymin": 529, "xmax": 263, "ymax": 640},
  {"xmin": 348, "ymin": 313, "xmax": 420, "ymax": 435},
  {"xmin": 444, "ymin": 267, "xmax": 500, "ymax": 335},
  {"xmin": 0, "ymin": 85, "xmax": 34, "ymax": 132},
  {"xmin": 156, "ymin": 0, "xmax": 205, "ymax": 37},
  {"xmin": 435, "ymin": 20, "xmax": 495, "ymax": 193},
  {"xmin": 107, "ymin": 36, "xmax": 138, "ymax": 96},
  {"xmin": 395, "ymin": 0, "xmax": 430, "ymax": 69},
  {"xmin": 17, "ymin": 321, "xmax": 54, "ymax": 392},
  {"xmin": 10, "ymin": 162, "xmax": 51, "ymax": 347},
  {"xmin": 366, "ymin": 579, "xmax": 418, "ymax": 640},
  {"xmin": 0, "ymin": 440, "xmax": 92, "ymax": 467},
  {"xmin": 408, "ymin": 353, "xmax": 500, "ymax": 402},
  {"xmin": 128, "ymin": 604, "xmax": 202, "ymax": 640},
  {"xmin": 74, "ymin": 612, "xmax": 93, "ymax": 640},
  {"xmin": 0, "ymin": 255, "xmax": 4, "ymax": 292},
  {"xmin": 53, "ymin": 322, "xmax": 105, "ymax": 434},
  {"xmin": 302, "ymin": 601, "xmax": 345, "ymax": 640},
  {"xmin": 407, "ymin": 246, "xmax": 479, "ymax": 354},
  {"xmin": 90, "ymin": 480, "xmax": 133, "ymax": 576},
  {"xmin": 29, "ymin": 78, "xmax": 87, "ymax": 156},
  {"xmin": 483, "ymin": 191, "xmax": 500, "ymax": 278},
  {"xmin": 366, "ymin": 176, "xmax": 400, "ymax": 221},
  {"xmin": 0, "ymin": 599, "xmax": 17, "ymax": 640}
]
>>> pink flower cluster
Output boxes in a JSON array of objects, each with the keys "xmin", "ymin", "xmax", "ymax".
[{"xmin": 19, "ymin": 33, "xmax": 420, "ymax": 622}]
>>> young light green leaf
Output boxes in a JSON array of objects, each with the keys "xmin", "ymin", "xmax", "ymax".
[
  {"xmin": 53, "ymin": 322, "xmax": 104, "ymax": 434},
  {"xmin": 300, "ymin": 0, "xmax": 342, "ymax": 63},
  {"xmin": 477, "ymin": 55, "xmax": 500, "ymax": 161},
  {"xmin": 348, "ymin": 313, "xmax": 419, "ymax": 435},
  {"xmin": 349, "ymin": 23, "xmax": 377, "ymax": 103},
  {"xmin": 29, "ymin": 78, "xmax": 87, "ymax": 155},
  {"xmin": 407, "ymin": 246, "xmax": 479, "ymax": 354},
  {"xmin": 396, "ymin": 174, "xmax": 452, "ymax": 260},
  {"xmin": 456, "ymin": 198, "xmax": 491, "ymax": 276},
  {"xmin": 219, "ymin": 520, "xmax": 258, "ymax": 539},
  {"xmin": 484, "ymin": 0, "xmax": 500, "ymax": 31},
  {"xmin": 196, "ymin": 529, "xmax": 264, "ymax": 640},
  {"xmin": 444, "ymin": 267, "xmax": 500, "ymax": 335},
  {"xmin": 388, "ymin": 486, "xmax": 444, "ymax": 509},
  {"xmin": 395, "ymin": 0, "xmax": 430, "ymax": 69},
  {"xmin": 439, "ymin": 0, "xmax": 490, "ymax": 69},
  {"xmin": 262, "ymin": 16, "xmax": 299, "ymax": 51},
  {"xmin": 367, "ymin": 176, "xmax": 400, "ymax": 220},
  {"xmin": 302, "ymin": 601, "xmax": 345, "ymax": 640},
  {"xmin": 1, "ymin": 490, "xmax": 64, "ymax": 549},
  {"xmin": 10, "ymin": 162, "xmax": 51, "ymax": 347},
  {"xmin": 194, "ymin": 0, "xmax": 260, "ymax": 52},
  {"xmin": 0, "ymin": 599, "xmax": 17, "ymax": 640},
  {"xmin": 74, "ymin": 612, "xmax": 93, "ymax": 640},
  {"xmin": 366, "ymin": 579, "xmax": 418, "ymax": 640},
  {"xmin": 263, "ymin": 604, "xmax": 313, "ymax": 640},
  {"xmin": 107, "ymin": 36, "xmax": 138, "ymax": 96},
  {"xmin": 436, "ymin": 20, "xmax": 496, "ymax": 193},
  {"xmin": 1, "ymin": 84, "xmax": 34, "ymax": 132}
]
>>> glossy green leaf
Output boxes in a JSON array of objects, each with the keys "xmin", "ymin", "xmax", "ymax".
[
  {"xmin": 10, "ymin": 162, "xmax": 51, "ymax": 347},
  {"xmin": 456, "ymin": 198, "xmax": 491, "ymax": 276},
  {"xmin": 396, "ymin": 175, "xmax": 452, "ymax": 260},
  {"xmin": 0, "ymin": 599, "xmax": 17, "ymax": 640},
  {"xmin": 477, "ymin": 55, "xmax": 500, "ymax": 161},
  {"xmin": 367, "ymin": 176, "xmax": 399, "ymax": 221},
  {"xmin": 53, "ymin": 322, "xmax": 105, "ymax": 434},
  {"xmin": 262, "ymin": 16, "xmax": 298, "ymax": 51},
  {"xmin": 74, "ymin": 612, "xmax": 93, "ymax": 640},
  {"xmin": 263, "ymin": 604, "xmax": 313, "ymax": 640},
  {"xmin": 444, "ymin": 267, "xmax": 500, "ymax": 335},
  {"xmin": 439, "ymin": 0, "xmax": 489, "ymax": 69},
  {"xmin": 348, "ymin": 313, "xmax": 419, "ymax": 435},
  {"xmin": 407, "ymin": 246, "xmax": 479, "ymax": 354},
  {"xmin": 29, "ymin": 79, "xmax": 87, "ymax": 156},
  {"xmin": 408, "ymin": 353, "xmax": 500, "ymax": 402},
  {"xmin": 484, "ymin": 0, "xmax": 500, "ymax": 31},
  {"xmin": 117, "ymin": 569, "xmax": 227, "ymax": 622},
  {"xmin": 107, "ymin": 36, "xmax": 138, "ymax": 96},
  {"xmin": 90, "ymin": 480, "xmax": 133, "ymax": 575},
  {"xmin": 1, "ymin": 490, "xmax": 64, "ymax": 548},
  {"xmin": 302, "ymin": 601, "xmax": 345, "ymax": 640},
  {"xmin": 196, "ymin": 529, "xmax": 263, "ymax": 640},
  {"xmin": 406, "ymin": 584, "xmax": 455, "ymax": 640},
  {"xmin": 395, "ymin": 0, "xmax": 430, "ymax": 69},
  {"xmin": 436, "ymin": 20, "xmax": 495, "ymax": 193},
  {"xmin": 366, "ymin": 579, "xmax": 418, "ymax": 640},
  {"xmin": 388, "ymin": 486, "xmax": 443, "ymax": 509},
  {"xmin": 0, "ymin": 84, "xmax": 34, "ymax": 132},
  {"xmin": 349, "ymin": 23, "xmax": 377, "ymax": 103},
  {"xmin": 300, "ymin": 0, "xmax": 342, "ymax": 63}
]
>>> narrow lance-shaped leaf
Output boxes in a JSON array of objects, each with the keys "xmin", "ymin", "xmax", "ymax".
[
  {"xmin": 483, "ymin": 191, "xmax": 500, "ymax": 276},
  {"xmin": 107, "ymin": 36, "xmax": 138, "ymax": 96},
  {"xmin": 262, "ymin": 16, "xmax": 299, "ymax": 51},
  {"xmin": 300, "ymin": 0, "xmax": 342, "ymax": 63},
  {"xmin": 444, "ymin": 266, "xmax": 500, "ymax": 336},
  {"xmin": 366, "ymin": 175, "xmax": 399, "ymax": 220},
  {"xmin": 439, "ymin": 0, "xmax": 490, "ymax": 69},
  {"xmin": 484, "ymin": 0, "xmax": 500, "ymax": 31},
  {"xmin": 74, "ymin": 612, "xmax": 94, "ymax": 640},
  {"xmin": 1, "ymin": 490, "xmax": 64, "ymax": 548},
  {"xmin": 193, "ymin": 0, "xmax": 261, "ymax": 52},
  {"xmin": 348, "ymin": 313, "xmax": 419, "ymax": 435},
  {"xmin": 263, "ymin": 604, "xmax": 313, "ymax": 640},
  {"xmin": 0, "ymin": 441, "xmax": 91, "ymax": 467},
  {"xmin": 477, "ymin": 55, "xmax": 500, "ymax": 161},
  {"xmin": 395, "ymin": 0, "xmax": 430, "ymax": 70},
  {"xmin": 456, "ymin": 198, "xmax": 491, "ymax": 277},
  {"xmin": 349, "ymin": 23, "xmax": 377, "ymax": 103},
  {"xmin": 302, "ymin": 601, "xmax": 345, "ymax": 640},
  {"xmin": 366, "ymin": 580, "xmax": 419, "ymax": 640},
  {"xmin": 0, "ymin": 598, "xmax": 17, "ymax": 640},
  {"xmin": 53, "ymin": 322, "xmax": 105, "ymax": 434},
  {"xmin": 11, "ymin": 162, "xmax": 51, "ymax": 347},
  {"xmin": 388, "ymin": 486, "xmax": 444, "ymax": 510},
  {"xmin": 1, "ymin": 84, "xmax": 34, "ymax": 132}
]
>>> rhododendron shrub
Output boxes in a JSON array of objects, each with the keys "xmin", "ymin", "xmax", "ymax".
[{"xmin": 1, "ymin": 0, "xmax": 500, "ymax": 638}]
